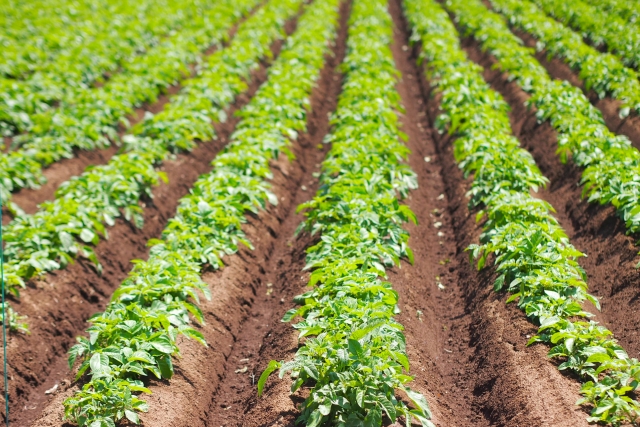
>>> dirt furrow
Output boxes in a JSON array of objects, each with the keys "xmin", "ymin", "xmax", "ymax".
[
  {"xmin": 395, "ymin": 2, "xmax": 590, "ymax": 425},
  {"xmin": 460, "ymin": 34, "xmax": 640, "ymax": 362},
  {"xmin": 193, "ymin": 3, "xmax": 349, "ymax": 425},
  {"xmin": 29, "ymin": 4, "xmax": 342, "ymax": 426},
  {"xmin": 1, "ymin": 14, "xmax": 300, "ymax": 426},
  {"xmin": 505, "ymin": 26, "xmax": 640, "ymax": 153},
  {"xmin": 207, "ymin": 1, "xmax": 595, "ymax": 426},
  {"xmin": 4, "ymin": 5, "xmax": 258, "ymax": 218}
]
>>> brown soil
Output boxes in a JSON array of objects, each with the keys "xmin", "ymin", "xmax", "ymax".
[
  {"xmin": 4, "ymin": 1, "xmax": 634, "ymax": 426},
  {"xmin": 2, "ymin": 137, "xmax": 11, "ymax": 153},
  {"xmin": 202, "ymin": 3, "xmax": 353, "ymax": 425},
  {"xmin": 30, "ymin": 2, "xmax": 340, "ymax": 426},
  {"xmin": 5, "ymin": 6, "xmax": 256, "ymax": 218},
  {"xmin": 461, "ymin": 31, "xmax": 640, "ymax": 387},
  {"xmin": 509, "ymin": 28, "xmax": 640, "ymax": 152},
  {"xmin": 0, "ymin": 14, "xmax": 299, "ymax": 426},
  {"xmin": 241, "ymin": 1, "xmax": 594, "ymax": 425}
]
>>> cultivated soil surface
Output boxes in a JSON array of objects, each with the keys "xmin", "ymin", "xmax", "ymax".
[
  {"xmin": 510, "ymin": 28, "xmax": 640, "ymax": 153},
  {"xmin": 1, "ymin": 8, "xmax": 299, "ymax": 425},
  {"xmin": 4, "ymin": 5, "xmax": 256, "ymax": 219},
  {"xmin": 462, "ymin": 20, "xmax": 640, "ymax": 366},
  {"xmin": 2, "ymin": 0, "xmax": 638, "ymax": 426}
]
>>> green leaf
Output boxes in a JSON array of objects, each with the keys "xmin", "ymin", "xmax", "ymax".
[
  {"xmin": 402, "ymin": 387, "xmax": 432, "ymax": 419},
  {"xmin": 157, "ymin": 355, "xmax": 174, "ymax": 379},
  {"xmin": 79, "ymin": 229, "xmax": 95, "ymax": 243},
  {"xmin": 364, "ymin": 407, "xmax": 382, "ymax": 427},
  {"xmin": 378, "ymin": 394, "xmax": 397, "ymax": 421},
  {"xmin": 257, "ymin": 360, "xmax": 281, "ymax": 397},
  {"xmin": 282, "ymin": 308, "xmax": 299, "ymax": 322},
  {"xmin": 124, "ymin": 409, "xmax": 139, "ymax": 424},
  {"xmin": 59, "ymin": 231, "xmax": 74, "ymax": 251},
  {"xmin": 350, "ymin": 320, "xmax": 385, "ymax": 340},
  {"xmin": 151, "ymin": 336, "xmax": 174, "ymax": 354},
  {"xmin": 348, "ymin": 339, "xmax": 364, "ymax": 357},
  {"xmin": 586, "ymin": 353, "xmax": 611, "ymax": 363},
  {"xmin": 307, "ymin": 410, "xmax": 323, "ymax": 427},
  {"xmin": 89, "ymin": 353, "xmax": 110, "ymax": 375},
  {"xmin": 318, "ymin": 400, "xmax": 332, "ymax": 416}
]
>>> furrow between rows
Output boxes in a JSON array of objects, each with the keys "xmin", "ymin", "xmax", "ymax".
[
  {"xmin": 0, "ymin": 5, "xmax": 302, "ymax": 424},
  {"xmin": 28, "ymin": 0, "xmax": 340, "ymax": 424},
  {"xmin": 460, "ymin": 34, "xmax": 640, "ymax": 362},
  {"xmin": 0, "ymin": 0, "xmax": 261, "ymax": 209}
]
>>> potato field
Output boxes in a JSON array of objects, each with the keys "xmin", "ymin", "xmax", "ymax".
[{"xmin": 2, "ymin": 0, "xmax": 640, "ymax": 425}]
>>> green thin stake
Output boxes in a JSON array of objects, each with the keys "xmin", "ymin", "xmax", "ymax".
[{"xmin": 0, "ymin": 196, "xmax": 8, "ymax": 426}]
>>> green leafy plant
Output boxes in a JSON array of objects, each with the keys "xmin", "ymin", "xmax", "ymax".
[
  {"xmin": 0, "ymin": 0, "xmax": 211, "ymax": 134},
  {"xmin": 0, "ymin": 302, "xmax": 29, "ymax": 335},
  {"xmin": 405, "ymin": 0, "xmax": 640, "ymax": 424},
  {"xmin": 0, "ymin": 0, "xmax": 173, "ymax": 80},
  {"xmin": 529, "ymin": 0, "xmax": 640, "ymax": 71},
  {"xmin": 0, "ymin": 0, "xmax": 302, "ymax": 309},
  {"xmin": 0, "ymin": 0, "xmax": 260, "ymax": 204},
  {"xmin": 258, "ymin": 1, "xmax": 434, "ymax": 426},
  {"xmin": 581, "ymin": 0, "xmax": 640, "ymax": 24},
  {"xmin": 63, "ymin": 0, "xmax": 337, "ymax": 424},
  {"xmin": 487, "ymin": 0, "xmax": 640, "ymax": 118},
  {"xmin": 444, "ymin": 0, "xmax": 640, "ymax": 254}
]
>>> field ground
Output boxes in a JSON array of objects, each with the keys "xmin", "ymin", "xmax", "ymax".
[{"xmin": 2, "ymin": 0, "xmax": 640, "ymax": 425}]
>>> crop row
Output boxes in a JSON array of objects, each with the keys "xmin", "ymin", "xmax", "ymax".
[
  {"xmin": 62, "ymin": 0, "xmax": 340, "ymax": 424},
  {"xmin": 406, "ymin": 0, "xmax": 640, "ymax": 424},
  {"xmin": 0, "ymin": 0, "xmax": 204, "ymax": 136},
  {"xmin": 258, "ymin": 0, "xmax": 434, "ymax": 426},
  {"xmin": 583, "ymin": 0, "xmax": 640, "ymax": 24},
  {"xmin": 1, "ymin": 0, "xmax": 302, "ymax": 328},
  {"xmin": 530, "ymin": 0, "xmax": 640, "ymax": 71},
  {"xmin": 492, "ymin": 0, "xmax": 640, "ymax": 118},
  {"xmin": 0, "ymin": 0, "xmax": 259, "ymax": 209},
  {"xmin": 0, "ymin": 0, "xmax": 140, "ymax": 78},
  {"xmin": 448, "ymin": 0, "xmax": 640, "ymax": 248}
]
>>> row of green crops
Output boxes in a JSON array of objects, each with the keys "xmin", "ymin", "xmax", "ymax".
[
  {"xmin": 1, "ymin": 0, "xmax": 246, "ymax": 134},
  {"xmin": 62, "ymin": 0, "xmax": 340, "ymax": 423},
  {"xmin": 583, "ymin": 0, "xmax": 640, "ymax": 24},
  {"xmin": 530, "ymin": 0, "xmax": 640, "ymax": 71},
  {"xmin": 492, "ymin": 0, "xmax": 640, "ymax": 118},
  {"xmin": 445, "ymin": 0, "xmax": 640, "ymax": 248},
  {"xmin": 0, "ymin": 0, "xmax": 73, "ymax": 35},
  {"xmin": 0, "ymin": 0, "xmax": 259, "ymax": 210},
  {"xmin": 0, "ymin": 0, "xmax": 206, "ymax": 136},
  {"xmin": 0, "ymin": 0, "xmax": 302, "ymax": 326},
  {"xmin": 258, "ymin": 0, "xmax": 434, "ymax": 425},
  {"xmin": 406, "ymin": 0, "xmax": 640, "ymax": 424},
  {"xmin": 0, "ymin": 0, "xmax": 166, "ymax": 78}
]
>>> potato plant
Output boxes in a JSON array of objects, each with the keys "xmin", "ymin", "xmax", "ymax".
[
  {"xmin": 1, "ymin": 0, "xmax": 302, "ymax": 304},
  {"xmin": 258, "ymin": 1, "xmax": 434, "ymax": 426},
  {"xmin": 447, "ymin": 0, "xmax": 640, "ymax": 252},
  {"xmin": 529, "ymin": 0, "xmax": 640, "ymax": 71},
  {"xmin": 63, "ymin": 0, "xmax": 340, "ymax": 424},
  {"xmin": 0, "ymin": 0, "xmax": 192, "ymax": 79},
  {"xmin": 0, "ymin": 0, "xmax": 107, "ymax": 77},
  {"xmin": 489, "ymin": 0, "xmax": 640, "ymax": 117},
  {"xmin": 0, "ymin": 0, "xmax": 201, "ymax": 135},
  {"xmin": 405, "ymin": 0, "xmax": 640, "ymax": 424},
  {"xmin": 582, "ymin": 0, "xmax": 640, "ymax": 24},
  {"xmin": 0, "ymin": 0, "xmax": 260, "ymax": 206}
]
